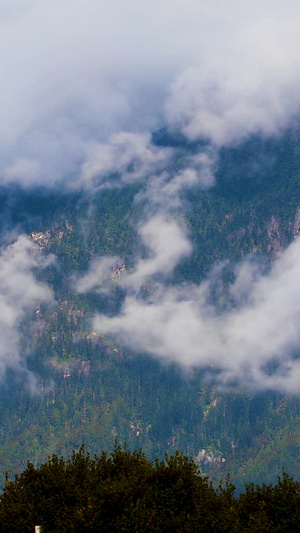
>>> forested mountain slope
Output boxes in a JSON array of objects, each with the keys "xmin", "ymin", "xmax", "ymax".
[{"xmin": 0, "ymin": 130, "xmax": 299, "ymax": 492}]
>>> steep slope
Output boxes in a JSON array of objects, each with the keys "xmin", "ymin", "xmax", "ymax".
[{"xmin": 0, "ymin": 130, "xmax": 299, "ymax": 489}]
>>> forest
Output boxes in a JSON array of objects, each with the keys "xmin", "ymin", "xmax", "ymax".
[
  {"xmin": 0, "ymin": 129, "xmax": 299, "ymax": 493},
  {"xmin": 1, "ymin": 444, "xmax": 299, "ymax": 532}
]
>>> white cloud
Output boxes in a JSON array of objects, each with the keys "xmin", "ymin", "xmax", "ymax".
[
  {"xmin": 75, "ymin": 215, "xmax": 191, "ymax": 294},
  {"xmin": 123, "ymin": 215, "xmax": 192, "ymax": 291},
  {"xmin": 4, "ymin": 0, "xmax": 300, "ymax": 393},
  {"xmin": 134, "ymin": 147, "xmax": 217, "ymax": 213},
  {"xmin": 80, "ymin": 132, "xmax": 172, "ymax": 189},
  {"xmin": 0, "ymin": 1, "xmax": 300, "ymax": 185},
  {"xmin": 3, "ymin": 158, "xmax": 41, "ymax": 186},
  {"xmin": 74, "ymin": 256, "xmax": 119, "ymax": 293},
  {"xmin": 165, "ymin": 2, "xmax": 300, "ymax": 144},
  {"xmin": 85, "ymin": 218, "xmax": 300, "ymax": 392},
  {"xmin": 0, "ymin": 236, "xmax": 53, "ymax": 385}
]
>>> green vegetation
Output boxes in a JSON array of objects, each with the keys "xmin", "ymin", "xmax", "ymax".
[
  {"xmin": 1, "ymin": 444, "xmax": 299, "ymax": 532},
  {"xmin": 0, "ymin": 130, "xmax": 299, "ymax": 493}
]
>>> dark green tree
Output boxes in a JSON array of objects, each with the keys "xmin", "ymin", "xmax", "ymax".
[{"xmin": 0, "ymin": 444, "xmax": 237, "ymax": 532}]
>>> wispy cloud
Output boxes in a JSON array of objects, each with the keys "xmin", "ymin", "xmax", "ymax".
[
  {"xmin": 74, "ymin": 256, "xmax": 119, "ymax": 294},
  {"xmin": 79, "ymin": 132, "xmax": 172, "ymax": 189},
  {"xmin": 85, "ymin": 229, "xmax": 300, "ymax": 393},
  {"xmin": 3, "ymin": 1, "xmax": 300, "ymax": 393},
  {"xmin": 0, "ymin": 236, "xmax": 53, "ymax": 387}
]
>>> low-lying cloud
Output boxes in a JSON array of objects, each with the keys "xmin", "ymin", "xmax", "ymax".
[
  {"xmin": 79, "ymin": 224, "xmax": 300, "ymax": 392},
  {"xmin": 0, "ymin": 236, "xmax": 53, "ymax": 387},
  {"xmin": 75, "ymin": 256, "xmax": 119, "ymax": 294},
  {"xmin": 80, "ymin": 133, "xmax": 172, "ymax": 189},
  {"xmin": 3, "ymin": 1, "xmax": 300, "ymax": 393}
]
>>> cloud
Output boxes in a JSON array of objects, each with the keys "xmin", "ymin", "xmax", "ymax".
[
  {"xmin": 133, "ymin": 147, "xmax": 217, "ymax": 214},
  {"xmin": 165, "ymin": 2, "xmax": 300, "ymax": 145},
  {"xmin": 74, "ymin": 256, "xmax": 119, "ymax": 294},
  {"xmin": 80, "ymin": 132, "xmax": 172, "ymax": 189},
  {"xmin": 79, "ymin": 214, "xmax": 300, "ymax": 392},
  {"xmin": 0, "ymin": 236, "xmax": 53, "ymax": 387},
  {"xmin": 124, "ymin": 215, "xmax": 192, "ymax": 291},
  {"xmin": 76, "ymin": 215, "xmax": 191, "ymax": 294},
  {"xmin": 1, "ymin": 1, "xmax": 300, "ymax": 186},
  {"xmin": 4, "ymin": 1, "xmax": 300, "ymax": 393}
]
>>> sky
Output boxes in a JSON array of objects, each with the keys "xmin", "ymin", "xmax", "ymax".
[
  {"xmin": 1, "ymin": 0, "xmax": 300, "ymax": 391},
  {"xmin": 1, "ymin": 0, "xmax": 300, "ymax": 186}
]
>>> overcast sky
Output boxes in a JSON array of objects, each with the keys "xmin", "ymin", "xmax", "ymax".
[{"xmin": 1, "ymin": 0, "xmax": 300, "ymax": 186}]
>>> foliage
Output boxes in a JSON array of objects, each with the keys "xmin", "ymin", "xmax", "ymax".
[
  {"xmin": 0, "ymin": 445, "xmax": 299, "ymax": 532},
  {"xmin": 0, "ymin": 129, "xmax": 300, "ymax": 493}
]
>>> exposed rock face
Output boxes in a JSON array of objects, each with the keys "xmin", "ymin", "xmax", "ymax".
[
  {"xmin": 293, "ymin": 205, "xmax": 300, "ymax": 235},
  {"xmin": 86, "ymin": 331, "xmax": 102, "ymax": 345},
  {"xmin": 111, "ymin": 263, "xmax": 126, "ymax": 281},
  {"xmin": 129, "ymin": 421, "xmax": 141, "ymax": 436},
  {"xmin": 203, "ymin": 398, "xmax": 218, "ymax": 419},
  {"xmin": 227, "ymin": 227, "xmax": 246, "ymax": 247},
  {"xmin": 266, "ymin": 215, "xmax": 282, "ymax": 251},
  {"xmin": 195, "ymin": 449, "xmax": 225, "ymax": 466},
  {"xmin": 30, "ymin": 219, "xmax": 73, "ymax": 250},
  {"xmin": 80, "ymin": 361, "xmax": 90, "ymax": 378},
  {"xmin": 30, "ymin": 230, "xmax": 51, "ymax": 249}
]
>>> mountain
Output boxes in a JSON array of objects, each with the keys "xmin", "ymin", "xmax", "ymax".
[{"xmin": 0, "ymin": 128, "xmax": 299, "ymax": 492}]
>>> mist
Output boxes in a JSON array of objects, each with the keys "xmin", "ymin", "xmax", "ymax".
[
  {"xmin": 1, "ymin": 1, "xmax": 300, "ymax": 187},
  {"xmin": 2, "ymin": 1, "xmax": 300, "ymax": 391},
  {"xmin": 78, "ymin": 222, "xmax": 300, "ymax": 393},
  {"xmin": 0, "ymin": 236, "xmax": 53, "ymax": 388}
]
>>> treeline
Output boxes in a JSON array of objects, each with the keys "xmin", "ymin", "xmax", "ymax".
[
  {"xmin": 1, "ymin": 325, "xmax": 299, "ymax": 492},
  {"xmin": 0, "ymin": 444, "xmax": 299, "ymax": 532}
]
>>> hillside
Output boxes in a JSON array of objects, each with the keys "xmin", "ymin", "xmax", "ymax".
[{"xmin": 0, "ymin": 129, "xmax": 299, "ymax": 491}]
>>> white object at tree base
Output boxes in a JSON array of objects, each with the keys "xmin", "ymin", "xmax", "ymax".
[{"xmin": 35, "ymin": 527, "xmax": 41, "ymax": 533}]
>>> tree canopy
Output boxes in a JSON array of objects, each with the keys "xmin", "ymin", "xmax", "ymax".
[{"xmin": 0, "ymin": 444, "xmax": 299, "ymax": 532}]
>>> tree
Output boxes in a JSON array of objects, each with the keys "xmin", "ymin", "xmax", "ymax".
[
  {"xmin": 0, "ymin": 445, "xmax": 299, "ymax": 532},
  {"xmin": 0, "ymin": 444, "xmax": 237, "ymax": 532}
]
